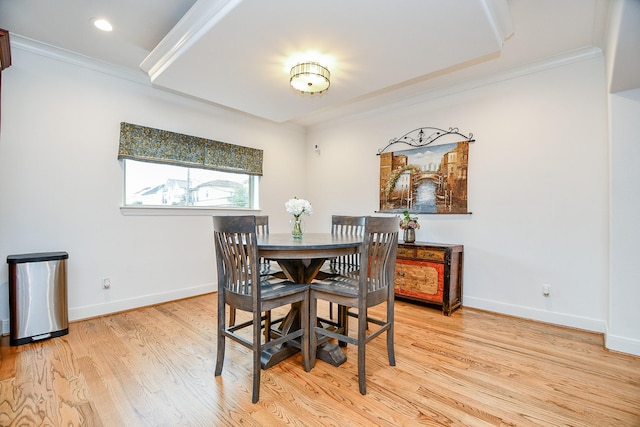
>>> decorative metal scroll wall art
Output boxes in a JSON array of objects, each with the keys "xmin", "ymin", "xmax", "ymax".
[{"xmin": 378, "ymin": 127, "xmax": 475, "ymax": 214}]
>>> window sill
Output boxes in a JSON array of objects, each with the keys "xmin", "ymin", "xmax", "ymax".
[{"xmin": 120, "ymin": 206, "xmax": 260, "ymax": 216}]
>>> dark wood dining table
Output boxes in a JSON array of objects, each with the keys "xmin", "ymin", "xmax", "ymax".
[{"xmin": 257, "ymin": 233, "xmax": 362, "ymax": 368}]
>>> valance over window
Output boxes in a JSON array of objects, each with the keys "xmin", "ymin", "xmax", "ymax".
[{"xmin": 117, "ymin": 122, "xmax": 263, "ymax": 176}]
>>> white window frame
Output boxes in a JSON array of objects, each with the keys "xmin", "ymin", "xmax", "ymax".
[{"xmin": 120, "ymin": 159, "xmax": 260, "ymax": 216}]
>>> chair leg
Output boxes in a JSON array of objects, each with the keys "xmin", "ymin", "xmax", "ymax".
[
  {"xmin": 264, "ymin": 310, "xmax": 271, "ymax": 342},
  {"xmin": 338, "ymin": 305, "xmax": 348, "ymax": 347},
  {"xmin": 357, "ymin": 305, "xmax": 368, "ymax": 395},
  {"xmin": 215, "ymin": 332, "xmax": 225, "ymax": 377},
  {"xmin": 357, "ymin": 343, "xmax": 366, "ymax": 395},
  {"xmin": 387, "ymin": 325, "xmax": 396, "ymax": 367},
  {"xmin": 301, "ymin": 291, "xmax": 311, "ymax": 372},
  {"xmin": 252, "ymin": 310, "xmax": 262, "ymax": 404},
  {"xmin": 215, "ymin": 297, "xmax": 227, "ymax": 376},
  {"xmin": 309, "ymin": 291, "xmax": 318, "ymax": 369},
  {"xmin": 387, "ymin": 302, "xmax": 396, "ymax": 366},
  {"xmin": 229, "ymin": 307, "xmax": 236, "ymax": 326}
]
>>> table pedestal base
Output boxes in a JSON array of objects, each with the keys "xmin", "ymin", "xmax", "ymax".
[
  {"xmin": 261, "ymin": 345, "xmax": 299, "ymax": 369},
  {"xmin": 261, "ymin": 341, "xmax": 346, "ymax": 369},
  {"xmin": 316, "ymin": 342, "xmax": 346, "ymax": 366},
  {"xmin": 261, "ymin": 302, "xmax": 348, "ymax": 369}
]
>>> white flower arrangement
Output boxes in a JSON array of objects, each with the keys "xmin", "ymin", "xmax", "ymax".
[{"xmin": 285, "ymin": 197, "xmax": 313, "ymax": 217}]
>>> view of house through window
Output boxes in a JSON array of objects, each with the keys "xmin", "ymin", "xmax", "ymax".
[{"xmin": 124, "ymin": 159, "xmax": 256, "ymax": 208}]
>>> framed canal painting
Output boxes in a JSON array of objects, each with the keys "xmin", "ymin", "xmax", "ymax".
[{"xmin": 378, "ymin": 127, "xmax": 473, "ymax": 214}]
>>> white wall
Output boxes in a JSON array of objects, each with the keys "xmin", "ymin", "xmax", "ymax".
[
  {"xmin": 0, "ymin": 45, "xmax": 307, "ymax": 326},
  {"xmin": 306, "ymin": 54, "xmax": 610, "ymax": 334},
  {"xmin": 608, "ymin": 88, "xmax": 640, "ymax": 355}
]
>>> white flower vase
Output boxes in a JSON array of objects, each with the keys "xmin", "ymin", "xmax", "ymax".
[{"xmin": 290, "ymin": 216, "xmax": 305, "ymax": 239}]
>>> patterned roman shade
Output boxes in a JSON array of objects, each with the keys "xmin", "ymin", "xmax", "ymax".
[{"xmin": 117, "ymin": 122, "xmax": 263, "ymax": 176}]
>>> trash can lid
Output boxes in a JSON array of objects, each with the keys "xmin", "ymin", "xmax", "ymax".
[{"xmin": 7, "ymin": 251, "xmax": 69, "ymax": 264}]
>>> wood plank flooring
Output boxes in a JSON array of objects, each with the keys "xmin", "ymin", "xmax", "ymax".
[{"xmin": 1, "ymin": 293, "xmax": 639, "ymax": 426}]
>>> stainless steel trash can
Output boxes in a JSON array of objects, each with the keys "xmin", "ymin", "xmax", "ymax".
[{"xmin": 7, "ymin": 251, "xmax": 69, "ymax": 346}]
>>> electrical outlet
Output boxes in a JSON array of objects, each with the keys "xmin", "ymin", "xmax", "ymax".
[
  {"xmin": 542, "ymin": 284, "xmax": 551, "ymax": 297},
  {"xmin": 102, "ymin": 277, "xmax": 111, "ymax": 289}
]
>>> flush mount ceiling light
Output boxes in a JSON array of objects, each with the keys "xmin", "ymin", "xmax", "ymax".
[
  {"xmin": 289, "ymin": 62, "xmax": 330, "ymax": 94},
  {"xmin": 92, "ymin": 18, "xmax": 113, "ymax": 32}
]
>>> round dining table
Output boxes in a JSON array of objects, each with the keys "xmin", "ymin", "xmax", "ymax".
[
  {"xmin": 256, "ymin": 233, "xmax": 362, "ymax": 368},
  {"xmin": 257, "ymin": 233, "xmax": 362, "ymax": 283}
]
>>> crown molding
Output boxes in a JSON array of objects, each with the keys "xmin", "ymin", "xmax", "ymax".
[
  {"xmin": 10, "ymin": 34, "xmax": 149, "ymax": 85},
  {"xmin": 139, "ymin": 0, "xmax": 242, "ymax": 82}
]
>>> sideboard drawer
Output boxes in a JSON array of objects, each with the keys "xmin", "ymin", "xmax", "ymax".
[
  {"xmin": 415, "ymin": 247, "xmax": 445, "ymax": 262},
  {"xmin": 397, "ymin": 246, "xmax": 416, "ymax": 258}
]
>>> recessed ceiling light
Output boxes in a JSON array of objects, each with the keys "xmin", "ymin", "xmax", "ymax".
[{"xmin": 92, "ymin": 18, "xmax": 113, "ymax": 32}]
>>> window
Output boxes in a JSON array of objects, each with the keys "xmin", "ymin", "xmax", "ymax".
[
  {"xmin": 124, "ymin": 159, "xmax": 257, "ymax": 208},
  {"xmin": 118, "ymin": 122, "xmax": 263, "ymax": 210}
]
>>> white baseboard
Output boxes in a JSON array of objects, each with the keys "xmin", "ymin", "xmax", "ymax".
[
  {"xmin": 69, "ymin": 283, "xmax": 216, "ymax": 322},
  {"xmin": 1, "ymin": 319, "xmax": 8, "ymax": 336},
  {"xmin": 463, "ymin": 296, "xmax": 606, "ymax": 333},
  {"xmin": 604, "ymin": 328, "xmax": 640, "ymax": 357}
]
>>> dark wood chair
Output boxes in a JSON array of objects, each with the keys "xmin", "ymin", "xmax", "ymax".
[
  {"xmin": 318, "ymin": 215, "xmax": 366, "ymax": 319},
  {"xmin": 229, "ymin": 215, "xmax": 284, "ymax": 327},
  {"xmin": 323, "ymin": 215, "xmax": 365, "ymax": 276},
  {"xmin": 255, "ymin": 215, "xmax": 284, "ymax": 278},
  {"xmin": 255, "ymin": 214, "xmax": 269, "ymax": 235},
  {"xmin": 213, "ymin": 215, "xmax": 311, "ymax": 403},
  {"xmin": 309, "ymin": 216, "xmax": 398, "ymax": 395}
]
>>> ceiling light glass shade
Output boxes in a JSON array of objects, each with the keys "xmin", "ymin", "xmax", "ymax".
[
  {"xmin": 93, "ymin": 18, "xmax": 113, "ymax": 32},
  {"xmin": 290, "ymin": 62, "xmax": 330, "ymax": 94}
]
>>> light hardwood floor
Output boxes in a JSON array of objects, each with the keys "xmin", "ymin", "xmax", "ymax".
[{"xmin": 1, "ymin": 293, "xmax": 639, "ymax": 426}]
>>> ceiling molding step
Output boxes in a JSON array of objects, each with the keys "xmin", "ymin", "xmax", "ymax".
[
  {"xmin": 475, "ymin": 46, "xmax": 604, "ymax": 87},
  {"xmin": 386, "ymin": 47, "xmax": 604, "ymax": 113},
  {"xmin": 140, "ymin": 0, "xmax": 243, "ymax": 81},
  {"xmin": 10, "ymin": 34, "xmax": 149, "ymax": 86},
  {"xmin": 593, "ymin": 0, "xmax": 612, "ymax": 50},
  {"xmin": 482, "ymin": 0, "xmax": 514, "ymax": 46},
  {"xmin": 606, "ymin": 0, "xmax": 640, "ymax": 93},
  {"xmin": 306, "ymin": 47, "xmax": 604, "ymax": 130}
]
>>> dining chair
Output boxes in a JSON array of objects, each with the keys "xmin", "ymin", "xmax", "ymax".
[
  {"xmin": 323, "ymin": 215, "xmax": 366, "ymax": 276},
  {"xmin": 309, "ymin": 216, "xmax": 398, "ymax": 395},
  {"xmin": 255, "ymin": 215, "xmax": 285, "ymax": 279},
  {"xmin": 228, "ymin": 215, "xmax": 272, "ymax": 327},
  {"xmin": 229, "ymin": 215, "xmax": 289, "ymax": 328},
  {"xmin": 213, "ymin": 215, "xmax": 311, "ymax": 403},
  {"xmin": 318, "ymin": 215, "xmax": 366, "ymax": 319},
  {"xmin": 255, "ymin": 214, "xmax": 269, "ymax": 236}
]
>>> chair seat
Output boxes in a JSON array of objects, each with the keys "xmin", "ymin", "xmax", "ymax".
[
  {"xmin": 261, "ymin": 260, "xmax": 286, "ymax": 279},
  {"xmin": 319, "ymin": 261, "xmax": 359, "ymax": 277},
  {"xmin": 311, "ymin": 276, "xmax": 359, "ymax": 297},
  {"xmin": 230, "ymin": 278, "xmax": 308, "ymax": 312},
  {"xmin": 316, "ymin": 263, "xmax": 360, "ymax": 285},
  {"xmin": 261, "ymin": 280, "xmax": 309, "ymax": 299}
]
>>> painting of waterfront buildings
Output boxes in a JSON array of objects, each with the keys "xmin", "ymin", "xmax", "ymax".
[{"xmin": 379, "ymin": 141, "xmax": 469, "ymax": 214}]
